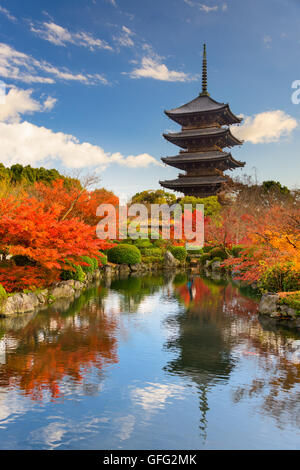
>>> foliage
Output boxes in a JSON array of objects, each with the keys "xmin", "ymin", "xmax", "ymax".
[
  {"xmin": 143, "ymin": 248, "xmax": 163, "ymax": 257},
  {"xmin": 279, "ymin": 292, "xmax": 300, "ymax": 314},
  {"xmin": 80, "ymin": 256, "xmax": 96, "ymax": 274},
  {"xmin": 258, "ymin": 264, "xmax": 300, "ymax": 293},
  {"xmin": 60, "ymin": 264, "xmax": 86, "ymax": 282},
  {"xmin": 107, "ymin": 244, "xmax": 141, "ymax": 265},
  {"xmin": 131, "ymin": 189, "xmax": 176, "ymax": 205},
  {"xmin": 200, "ymin": 253, "xmax": 211, "ymax": 265},
  {"xmin": 262, "ymin": 180, "xmax": 290, "ymax": 196},
  {"xmin": 99, "ymin": 253, "xmax": 107, "ymax": 266},
  {"xmin": 0, "ymin": 163, "xmax": 70, "ymax": 186},
  {"xmin": 169, "ymin": 245, "xmax": 187, "ymax": 262},
  {"xmin": 231, "ymin": 245, "xmax": 244, "ymax": 257},
  {"xmin": 0, "ymin": 283, "xmax": 7, "ymax": 304},
  {"xmin": 0, "ymin": 178, "xmax": 116, "ymax": 292},
  {"xmin": 209, "ymin": 247, "xmax": 227, "ymax": 260},
  {"xmin": 179, "ymin": 195, "xmax": 221, "ymax": 219}
]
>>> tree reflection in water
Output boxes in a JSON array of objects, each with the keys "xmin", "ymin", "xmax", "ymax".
[
  {"xmin": 165, "ymin": 274, "xmax": 300, "ymax": 437},
  {"xmin": 0, "ymin": 273, "xmax": 299, "ymax": 439},
  {"xmin": 0, "ymin": 286, "xmax": 119, "ymax": 401}
]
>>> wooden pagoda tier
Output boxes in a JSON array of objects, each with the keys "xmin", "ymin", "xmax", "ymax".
[
  {"xmin": 164, "ymin": 94, "xmax": 242, "ymax": 128},
  {"xmin": 163, "ymin": 127, "xmax": 243, "ymax": 150},
  {"xmin": 159, "ymin": 44, "xmax": 244, "ymax": 198},
  {"xmin": 161, "ymin": 151, "xmax": 245, "ymax": 172},
  {"xmin": 159, "ymin": 175, "xmax": 226, "ymax": 198}
]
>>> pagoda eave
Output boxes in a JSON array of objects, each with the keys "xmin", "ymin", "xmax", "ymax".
[
  {"xmin": 164, "ymin": 104, "xmax": 242, "ymax": 126},
  {"xmin": 163, "ymin": 128, "xmax": 243, "ymax": 149},
  {"xmin": 161, "ymin": 152, "xmax": 245, "ymax": 170}
]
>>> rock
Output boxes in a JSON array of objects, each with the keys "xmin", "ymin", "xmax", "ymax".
[
  {"xmin": 50, "ymin": 283, "xmax": 75, "ymax": 299},
  {"xmin": 211, "ymin": 261, "xmax": 221, "ymax": 271},
  {"xmin": 1, "ymin": 292, "xmax": 40, "ymax": 316},
  {"xmin": 164, "ymin": 251, "xmax": 180, "ymax": 268},
  {"xmin": 130, "ymin": 263, "xmax": 142, "ymax": 272},
  {"xmin": 73, "ymin": 281, "xmax": 84, "ymax": 290},
  {"xmin": 103, "ymin": 265, "xmax": 113, "ymax": 277},
  {"xmin": 119, "ymin": 264, "xmax": 131, "ymax": 274},
  {"xmin": 36, "ymin": 289, "xmax": 49, "ymax": 304},
  {"xmin": 258, "ymin": 293, "xmax": 280, "ymax": 315}
]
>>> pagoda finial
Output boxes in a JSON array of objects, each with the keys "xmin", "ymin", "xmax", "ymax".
[{"xmin": 200, "ymin": 43, "xmax": 209, "ymax": 96}]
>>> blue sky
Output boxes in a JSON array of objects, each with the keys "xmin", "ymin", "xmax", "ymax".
[{"xmin": 0, "ymin": 0, "xmax": 299, "ymax": 199}]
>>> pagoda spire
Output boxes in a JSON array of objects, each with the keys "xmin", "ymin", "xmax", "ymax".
[{"xmin": 200, "ymin": 43, "xmax": 209, "ymax": 96}]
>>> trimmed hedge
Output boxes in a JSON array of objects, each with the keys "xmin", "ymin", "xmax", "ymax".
[
  {"xmin": 60, "ymin": 264, "xmax": 86, "ymax": 282},
  {"xmin": 200, "ymin": 253, "xmax": 211, "ymax": 265},
  {"xmin": 169, "ymin": 246, "xmax": 187, "ymax": 262},
  {"xmin": 107, "ymin": 244, "xmax": 141, "ymax": 265},
  {"xmin": 210, "ymin": 247, "xmax": 227, "ymax": 260}
]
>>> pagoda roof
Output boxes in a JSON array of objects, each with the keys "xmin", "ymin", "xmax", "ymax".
[
  {"xmin": 161, "ymin": 151, "xmax": 245, "ymax": 169},
  {"xmin": 159, "ymin": 175, "xmax": 226, "ymax": 188},
  {"xmin": 165, "ymin": 95, "xmax": 242, "ymax": 125},
  {"xmin": 163, "ymin": 127, "xmax": 243, "ymax": 149}
]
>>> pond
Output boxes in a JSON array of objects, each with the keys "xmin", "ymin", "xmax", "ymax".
[{"xmin": 0, "ymin": 273, "xmax": 299, "ymax": 450}]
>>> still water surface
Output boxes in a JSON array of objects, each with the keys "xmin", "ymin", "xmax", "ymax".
[{"xmin": 0, "ymin": 273, "xmax": 299, "ymax": 450}]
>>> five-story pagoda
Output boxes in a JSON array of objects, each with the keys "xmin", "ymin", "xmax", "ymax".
[{"xmin": 160, "ymin": 45, "xmax": 244, "ymax": 198}]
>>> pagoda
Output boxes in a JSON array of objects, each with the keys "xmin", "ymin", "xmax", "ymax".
[{"xmin": 159, "ymin": 44, "xmax": 244, "ymax": 198}]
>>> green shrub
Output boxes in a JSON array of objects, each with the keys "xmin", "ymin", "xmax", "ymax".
[
  {"xmin": 259, "ymin": 264, "xmax": 300, "ymax": 293},
  {"xmin": 169, "ymin": 246, "xmax": 187, "ymax": 262},
  {"xmin": 60, "ymin": 264, "xmax": 86, "ymax": 282},
  {"xmin": 152, "ymin": 239, "xmax": 167, "ymax": 248},
  {"xmin": 231, "ymin": 245, "xmax": 244, "ymax": 258},
  {"xmin": 143, "ymin": 248, "xmax": 163, "ymax": 257},
  {"xmin": 0, "ymin": 284, "xmax": 7, "ymax": 304},
  {"xmin": 107, "ymin": 244, "xmax": 141, "ymax": 265},
  {"xmin": 80, "ymin": 256, "xmax": 95, "ymax": 274},
  {"xmin": 187, "ymin": 248, "xmax": 203, "ymax": 255},
  {"xmin": 202, "ymin": 245, "xmax": 214, "ymax": 253},
  {"xmin": 99, "ymin": 253, "xmax": 107, "ymax": 266},
  {"xmin": 200, "ymin": 253, "xmax": 211, "ymax": 265},
  {"xmin": 279, "ymin": 292, "xmax": 300, "ymax": 314},
  {"xmin": 210, "ymin": 247, "xmax": 227, "ymax": 260},
  {"xmin": 142, "ymin": 255, "xmax": 164, "ymax": 265},
  {"xmin": 133, "ymin": 239, "xmax": 153, "ymax": 251}
]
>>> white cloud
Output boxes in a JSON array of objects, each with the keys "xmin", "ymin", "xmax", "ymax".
[
  {"xmin": 30, "ymin": 22, "xmax": 113, "ymax": 51},
  {"xmin": 107, "ymin": 0, "xmax": 117, "ymax": 7},
  {"xmin": 128, "ymin": 54, "xmax": 197, "ymax": 82},
  {"xmin": 0, "ymin": 5, "xmax": 17, "ymax": 22},
  {"xmin": 0, "ymin": 121, "xmax": 159, "ymax": 169},
  {"xmin": 113, "ymin": 25, "xmax": 135, "ymax": 48},
  {"xmin": 232, "ymin": 110, "xmax": 298, "ymax": 144},
  {"xmin": 199, "ymin": 4, "xmax": 218, "ymax": 12},
  {"xmin": 0, "ymin": 42, "xmax": 108, "ymax": 85},
  {"xmin": 131, "ymin": 382, "xmax": 185, "ymax": 413},
  {"xmin": 43, "ymin": 96, "xmax": 57, "ymax": 111},
  {"xmin": 0, "ymin": 87, "xmax": 56, "ymax": 122},
  {"xmin": 184, "ymin": 1, "xmax": 227, "ymax": 12}
]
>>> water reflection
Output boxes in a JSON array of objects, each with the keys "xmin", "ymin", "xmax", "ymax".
[
  {"xmin": 0, "ymin": 273, "xmax": 299, "ymax": 449},
  {"xmin": 0, "ymin": 286, "xmax": 119, "ymax": 401}
]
